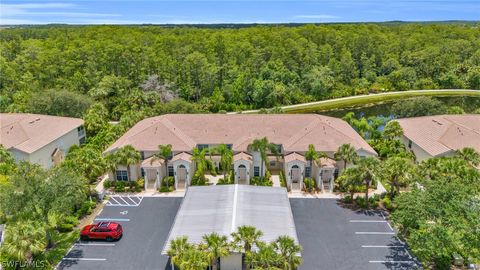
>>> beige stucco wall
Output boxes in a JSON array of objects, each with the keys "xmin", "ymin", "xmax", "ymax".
[
  {"xmin": 285, "ymin": 160, "xmax": 306, "ymax": 190},
  {"xmin": 400, "ymin": 136, "xmax": 434, "ymax": 162},
  {"xmin": 10, "ymin": 127, "xmax": 82, "ymax": 169},
  {"xmin": 220, "ymin": 253, "xmax": 242, "ymax": 270},
  {"xmin": 233, "ymin": 159, "xmax": 251, "ymax": 184}
]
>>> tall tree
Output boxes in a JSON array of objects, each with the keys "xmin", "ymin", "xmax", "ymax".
[
  {"xmin": 304, "ymin": 144, "xmax": 318, "ymax": 175},
  {"xmin": 1, "ymin": 220, "xmax": 46, "ymax": 265},
  {"xmin": 202, "ymin": 232, "xmax": 230, "ymax": 270},
  {"xmin": 355, "ymin": 157, "xmax": 380, "ymax": 208},
  {"xmin": 213, "ymin": 144, "xmax": 234, "ymax": 180},
  {"xmin": 383, "ymin": 120, "xmax": 404, "ymax": 140},
  {"xmin": 167, "ymin": 236, "xmax": 192, "ymax": 268},
  {"xmin": 231, "ymin": 225, "xmax": 263, "ymax": 254},
  {"xmin": 334, "ymin": 144, "xmax": 358, "ymax": 170},
  {"xmin": 456, "ymin": 147, "xmax": 480, "ymax": 167},
  {"xmin": 248, "ymin": 137, "xmax": 279, "ymax": 178},
  {"xmin": 152, "ymin": 144, "xmax": 173, "ymax": 187},
  {"xmin": 381, "ymin": 156, "xmax": 415, "ymax": 197},
  {"xmin": 273, "ymin": 236, "xmax": 302, "ymax": 270},
  {"xmin": 114, "ymin": 145, "xmax": 141, "ymax": 181}
]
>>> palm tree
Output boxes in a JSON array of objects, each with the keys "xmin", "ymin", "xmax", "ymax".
[
  {"xmin": 336, "ymin": 167, "xmax": 363, "ymax": 199},
  {"xmin": 245, "ymin": 241, "xmax": 281, "ymax": 269},
  {"xmin": 381, "ymin": 156, "xmax": 414, "ymax": 197},
  {"xmin": 334, "ymin": 144, "xmax": 358, "ymax": 171},
  {"xmin": 248, "ymin": 137, "xmax": 279, "ymax": 178},
  {"xmin": 179, "ymin": 248, "xmax": 210, "ymax": 270},
  {"xmin": 231, "ymin": 225, "xmax": 263, "ymax": 254},
  {"xmin": 167, "ymin": 236, "xmax": 192, "ymax": 268},
  {"xmin": 213, "ymin": 144, "xmax": 234, "ymax": 180},
  {"xmin": 105, "ymin": 152, "xmax": 119, "ymax": 180},
  {"xmin": 304, "ymin": 144, "xmax": 318, "ymax": 176},
  {"xmin": 2, "ymin": 220, "xmax": 46, "ymax": 266},
  {"xmin": 152, "ymin": 144, "xmax": 173, "ymax": 187},
  {"xmin": 191, "ymin": 147, "xmax": 213, "ymax": 180},
  {"xmin": 456, "ymin": 147, "xmax": 480, "ymax": 167},
  {"xmin": 202, "ymin": 232, "xmax": 230, "ymax": 270},
  {"xmin": 114, "ymin": 145, "xmax": 141, "ymax": 181},
  {"xmin": 356, "ymin": 157, "xmax": 380, "ymax": 208},
  {"xmin": 273, "ymin": 236, "xmax": 302, "ymax": 270}
]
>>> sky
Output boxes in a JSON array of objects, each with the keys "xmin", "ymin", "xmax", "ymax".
[{"xmin": 1, "ymin": 0, "xmax": 479, "ymax": 25}]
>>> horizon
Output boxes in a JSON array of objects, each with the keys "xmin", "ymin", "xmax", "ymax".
[{"xmin": 1, "ymin": 0, "xmax": 480, "ymax": 25}]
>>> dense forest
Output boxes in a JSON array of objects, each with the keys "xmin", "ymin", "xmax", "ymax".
[{"xmin": 1, "ymin": 23, "xmax": 480, "ymax": 119}]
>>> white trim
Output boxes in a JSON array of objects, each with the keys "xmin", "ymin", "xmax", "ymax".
[{"xmin": 231, "ymin": 184, "xmax": 239, "ymax": 233}]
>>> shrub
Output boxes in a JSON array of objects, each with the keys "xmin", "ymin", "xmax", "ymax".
[
  {"xmin": 382, "ymin": 196, "xmax": 395, "ymax": 211},
  {"xmin": 343, "ymin": 195, "xmax": 354, "ymax": 204},
  {"xmin": 114, "ymin": 181, "xmax": 126, "ymax": 192},
  {"xmin": 217, "ymin": 171, "xmax": 234, "ymax": 185},
  {"xmin": 279, "ymin": 171, "xmax": 287, "ymax": 188},
  {"xmin": 159, "ymin": 186, "xmax": 175, "ymax": 193},
  {"xmin": 162, "ymin": 176, "xmax": 175, "ymax": 187},
  {"xmin": 191, "ymin": 171, "xmax": 207, "ymax": 186},
  {"xmin": 63, "ymin": 216, "xmax": 79, "ymax": 225},
  {"xmin": 78, "ymin": 200, "xmax": 96, "ymax": 216},
  {"xmin": 303, "ymin": 178, "xmax": 316, "ymax": 193},
  {"xmin": 264, "ymin": 170, "xmax": 272, "ymax": 181},
  {"xmin": 103, "ymin": 180, "xmax": 114, "ymax": 189},
  {"xmin": 250, "ymin": 176, "xmax": 273, "ymax": 186},
  {"xmin": 58, "ymin": 223, "xmax": 74, "ymax": 232}
]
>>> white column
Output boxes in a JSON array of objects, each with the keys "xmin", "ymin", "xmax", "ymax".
[
  {"xmin": 144, "ymin": 172, "xmax": 148, "ymax": 190},
  {"xmin": 156, "ymin": 168, "xmax": 160, "ymax": 190},
  {"xmin": 320, "ymin": 169, "xmax": 324, "ymax": 191},
  {"xmin": 330, "ymin": 169, "xmax": 334, "ymax": 192}
]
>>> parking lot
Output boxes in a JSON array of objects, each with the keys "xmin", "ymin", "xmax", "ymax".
[
  {"xmin": 58, "ymin": 196, "xmax": 417, "ymax": 270},
  {"xmin": 57, "ymin": 196, "xmax": 182, "ymax": 270},
  {"xmin": 290, "ymin": 198, "xmax": 419, "ymax": 270}
]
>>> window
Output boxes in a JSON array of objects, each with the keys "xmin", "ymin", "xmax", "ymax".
[
  {"xmin": 197, "ymin": 144, "xmax": 209, "ymax": 151},
  {"xmin": 334, "ymin": 169, "xmax": 339, "ymax": 179},
  {"xmin": 116, "ymin": 170, "xmax": 128, "ymax": 181},
  {"xmin": 226, "ymin": 144, "xmax": 233, "ymax": 150},
  {"xmin": 79, "ymin": 136, "xmax": 86, "ymax": 145},
  {"xmin": 254, "ymin": 166, "xmax": 260, "ymax": 177},
  {"xmin": 77, "ymin": 126, "xmax": 86, "ymax": 138},
  {"xmin": 141, "ymin": 168, "xmax": 145, "ymax": 177},
  {"xmin": 270, "ymin": 161, "xmax": 276, "ymax": 166},
  {"xmin": 140, "ymin": 151, "xmax": 145, "ymax": 160},
  {"xmin": 408, "ymin": 140, "xmax": 412, "ymax": 149},
  {"xmin": 168, "ymin": 166, "xmax": 174, "ymax": 177},
  {"xmin": 305, "ymin": 166, "xmax": 311, "ymax": 177}
]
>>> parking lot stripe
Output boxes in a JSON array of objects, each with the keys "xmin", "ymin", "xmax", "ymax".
[
  {"xmin": 62, "ymin": 258, "xmax": 107, "ymax": 261},
  {"xmin": 118, "ymin": 196, "xmax": 131, "ymax": 205},
  {"xmin": 355, "ymin": 232, "xmax": 395, "ymax": 235},
  {"xmin": 126, "ymin": 196, "xmax": 138, "ymax": 205},
  {"xmin": 94, "ymin": 218, "xmax": 130, "ymax": 222},
  {"xmin": 110, "ymin": 197, "xmax": 122, "ymax": 205},
  {"xmin": 350, "ymin": 220, "xmax": 387, "ymax": 223},
  {"xmin": 75, "ymin": 243, "xmax": 115, "ymax": 246},
  {"xmin": 369, "ymin": 260, "xmax": 415, "ymax": 264},
  {"xmin": 362, "ymin": 245, "xmax": 404, "ymax": 248}
]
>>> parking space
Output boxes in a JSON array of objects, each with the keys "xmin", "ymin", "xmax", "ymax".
[
  {"xmin": 290, "ymin": 199, "xmax": 419, "ymax": 270},
  {"xmin": 57, "ymin": 196, "xmax": 182, "ymax": 270}
]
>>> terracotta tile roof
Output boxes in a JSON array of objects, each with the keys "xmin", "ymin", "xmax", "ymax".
[
  {"xmin": 171, "ymin": 152, "xmax": 192, "ymax": 162},
  {"xmin": 233, "ymin": 152, "xmax": 252, "ymax": 162},
  {"xmin": 316, "ymin": 157, "xmax": 337, "ymax": 168},
  {"xmin": 106, "ymin": 114, "xmax": 376, "ymax": 155},
  {"xmin": 141, "ymin": 156, "xmax": 164, "ymax": 168},
  {"xmin": 396, "ymin": 114, "xmax": 480, "ymax": 156},
  {"xmin": 284, "ymin": 152, "xmax": 306, "ymax": 163},
  {"xmin": 1, "ymin": 113, "xmax": 83, "ymax": 154}
]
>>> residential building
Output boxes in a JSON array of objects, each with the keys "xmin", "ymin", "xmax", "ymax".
[
  {"xmin": 162, "ymin": 185, "xmax": 299, "ymax": 270},
  {"xmin": 0, "ymin": 113, "xmax": 85, "ymax": 168},
  {"xmin": 396, "ymin": 114, "xmax": 480, "ymax": 162},
  {"xmin": 105, "ymin": 114, "xmax": 377, "ymax": 191}
]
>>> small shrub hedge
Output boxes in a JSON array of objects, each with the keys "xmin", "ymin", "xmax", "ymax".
[
  {"xmin": 279, "ymin": 171, "xmax": 287, "ymax": 188},
  {"xmin": 103, "ymin": 179, "xmax": 144, "ymax": 193},
  {"xmin": 158, "ymin": 176, "xmax": 175, "ymax": 192},
  {"xmin": 217, "ymin": 171, "xmax": 234, "ymax": 185},
  {"xmin": 250, "ymin": 175, "xmax": 273, "ymax": 186},
  {"xmin": 303, "ymin": 178, "xmax": 316, "ymax": 193}
]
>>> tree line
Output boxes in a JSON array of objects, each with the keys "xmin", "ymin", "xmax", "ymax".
[{"xmin": 1, "ymin": 23, "xmax": 480, "ymax": 120}]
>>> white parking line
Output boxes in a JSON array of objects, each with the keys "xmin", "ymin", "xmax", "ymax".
[
  {"xmin": 362, "ymin": 245, "xmax": 404, "ymax": 248},
  {"xmin": 94, "ymin": 218, "xmax": 130, "ymax": 222},
  {"xmin": 355, "ymin": 232, "xmax": 395, "ymax": 235},
  {"xmin": 62, "ymin": 258, "xmax": 107, "ymax": 261},
  {"xmin": 75, "ymin": 243, "xmax": 115, "ymax": 246},
  {"xmin": 106, "ymin": 196, "xmax": 143, "ymax": 207},
  {"xmin": 350, "ymin": 220, "xmax": 387, "ymax": 223},
  {"xmin": 118, "ymin": 197, "xmax": 130, "ymax": 205},
  {"xmin": 110, "ymin": 197, "xmax": 122, "ymax": 205},
  {"xmin": 369, "ymin": 260, "xmax": 415, "ymax": 264},
  {"xmin": 126, "ymin": 196, "xmax": 137, "ymax": 204}
]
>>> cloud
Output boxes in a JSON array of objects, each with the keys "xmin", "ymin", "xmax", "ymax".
[
  {"xmin": 0, "ymin": 2, "xmax": 120, "ymax": 24},
  {"xmin": 293, "ymin": 14, "xmax": 341, "ymax": 19}
]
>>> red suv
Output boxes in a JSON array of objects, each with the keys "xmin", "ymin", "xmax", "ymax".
[{"xmin": 80, "ymin": 222, "xmax": 123, "ymax": 241}]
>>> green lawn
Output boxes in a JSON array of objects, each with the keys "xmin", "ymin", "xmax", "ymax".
[{"xmin": 236, "ymin": 89, "xmax": 480, "ymax": 114}]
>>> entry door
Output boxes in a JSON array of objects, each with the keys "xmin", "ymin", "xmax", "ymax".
[
  {"xmin": 238, "ymin": 168, "xmax": 247, "ymax": 181},
  {"xmin": 177, "ymin": 167, "xmax": 187, "ymax": 189},
  {"xmin": 291, "ymin": 168, "xmax": 301, "ymax": 182}
]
